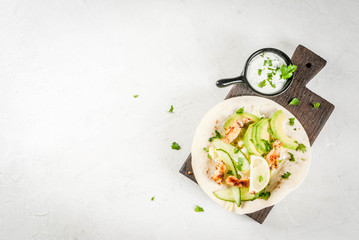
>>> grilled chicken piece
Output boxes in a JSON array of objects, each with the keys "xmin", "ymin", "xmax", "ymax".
[
  {"xmin": 225, "ymin": 176, "xmax": 250, "ymax": 188},
  {"xmin": 222, "ymin": 117, "xmax": 251, "ymax": 143},
  {"xmin": 266, "ymin": 140, "xmax": 282, "ymax": 170},
  {"xmin": 211, "ymin": 160, "xmax": 226, "ymax": 184}
]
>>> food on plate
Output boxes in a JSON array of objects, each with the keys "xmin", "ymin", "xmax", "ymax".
[{"xmin": 191, "ymin": 96, "xmax": 311, "ymax": 214}]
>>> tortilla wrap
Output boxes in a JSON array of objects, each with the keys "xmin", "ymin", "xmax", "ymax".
[{"xmin": 191, "ymin": 96, "xmax": 311, "ymax": 214}]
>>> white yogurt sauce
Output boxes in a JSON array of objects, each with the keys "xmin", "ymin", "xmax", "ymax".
[{"xmin": 246, "ymin": 52, "xmax": 287, "ymax": 94}]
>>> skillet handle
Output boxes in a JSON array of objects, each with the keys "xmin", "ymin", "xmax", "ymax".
[{"xmin": 216, "ymin": 75, "xmax": 244, "ymax": 88}]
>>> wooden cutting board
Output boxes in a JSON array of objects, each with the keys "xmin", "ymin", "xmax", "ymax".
[{"xmin": 179, "ymin": 45, "xmax": 335, "ymax": 224}]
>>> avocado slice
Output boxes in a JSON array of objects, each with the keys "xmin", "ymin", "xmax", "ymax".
[
  {"xmin": 243, "ymin": 124, "xmax": 261, "ymax": 156},
  {"xmin": 254, "ymin": 118, "xmax": 270, "ymax": 154},
  {"xmin": 224, "ymin": 112, "xmax": 260, "ymax": 134},
  {"xmin": 270, "ymin": 110, "xmax": 298, "ymax": 150}
]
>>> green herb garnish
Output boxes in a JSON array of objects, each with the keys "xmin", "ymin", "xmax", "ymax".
[
  {"xmin": 234, "ymin": 147, "xmax": 240, "ymax": 154},
  {"xmin": 314, "ymin": 102, "xmax": 320, "ymax": 109},
  {"xmin": 236, "ymin": 107, "xmax": 244, "ymax": 114},
  {"xmin": 296, "ymin": 143, "xmax": 307, "ymax": 153},
  {"xmin": 259, "ymin": 175, "xmax": 263, "ymax": 182},
  {"xmin": 203, "ymin": 147, "xmax": 209, "ymax": 152},
  {"xmin": 294, "ymin": 128, "xmax": 297, "ymax": 131},
  {"xmin": 289, "ymin": 98, "xmax": 299, "ymax": 105},
  {"xmin": 255, "ymin": 190, "xmax": 271, "ymax": 200},
  {"xmin": 258, "ymin": 69, "xmax": 262, "ymax": 76},
  {"xmin": 168, "ymin": 105, "xmax": 174, "ymax": 112},
  {"xmin": 261, "ymin": 139, "xmax": 272, "ymax": 153},
  {"xmin": 280, "ymin": 64, "xmax": 297, "ymax": 79},
  {"xmin": 289, "ymin": 118, "xmax": 295, "ymax": 126},
  {"xmin": 209, "ymin": 130, "xmax": 222, "ymax": 142},
  {"xmin": 260, "ymin": 52, "xmax": 265, "ymax": 57},
  {"xmin": 236, "ymin": 157, "xmax": 244, "ymax": 171},
  {"xmin": 194, "ymin": 205, "xmax": 204, "ymax": 212},
  {"xmin": 171, "ymin": 142, "xmax": 181, "ymax": 150},
  {"xmin": 133, "ymin": 95, "xmax": 139, "ymax": 98},
  {"xmin": 258, "ymin": 80, "xmax": 266, "ymax": 88},
  {"xmin": 282, "ymin": 172, "xmax": 291, "ymax": 179},
  {"xmin": 288, "ymin": 152, "xmax": 295, "ymax": 162},
  {"xmin": 227, "ymin": 170, "xmax": 233, "ymax": 175},
  {"xmin": 151, "ymin": 196, "xmax": 155, "ymax": 201}
]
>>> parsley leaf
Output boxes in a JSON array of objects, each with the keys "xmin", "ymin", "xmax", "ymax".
[
  {"xmin": 208, "ymin": 130, "xmax": 222, "ymax": 142},
  {"xmin": 236, "ymin": 157, "xmax": 244, "ymax": 171},
  {"xmin": 168, "ymin": 105, "xmax": 174, "ymax": 112},
  {"xmin": 282, "ymin": 172, "xmax": 291, "ymax": 179},
  {"xmin": 255, "ymin": 190, "xmax": 271, "ymax": 200},
  {"xmin": 258, "ymin": 80, "xmax": 266, "ymax": 88},
  {"xmin": 133, "ymin": 95, "xmax": 139, "ymax": 98},
  {"xmin": 258, "ymin": 69, "xmax": 262, "ymax": 76},
  {"xmin": 203, "ymin": 147, "xmax": 209, "ymax": 152},
  {"xmin": 280, "ymin": 64, "xmax": 297, "ymax": 79},
  {"xmin": 194, "ymin": 205, "xmax": 204, "ymax": 212},
  {"xmin": 259, "ymin": 175, "xmax": 263, "ymax": 182},
  {"xmin": 288, "ymin": 152, "xmax": 295, "ymax": 162},
  {"xmin": 227, "ymin": 170, "xmax": 233, "ymax": 175},
  {"xmin": 296, "ymin": 143, "xmax": 307, "ymax": 153},
  {"xmin": 267, "ymin": 128, "xmax": 273, "ymax": 135},
  {"xmin": 260, "ymin": 52, "xmax": 265, "ymax": 57},
  {"xmin": 151, "ymin": 196, "xmax": 155, "ymax": 201},
  {"xmin": 294, "ymin": 128, "xmax": 297, "ymax": 131},
  {"xmin": 289, "ymin": 118, "xmax": 295, "ymax": 126},
  {"xmin": 234, "ymin": 147, "xmax": 240, "ymax": 154},
  {"xmin": 261, "ymin": 139, "xmax": 272, "ymax": 154},
  {"xmin": 289, "ymin": 98, "xmax": 299, "ymax": 105},
  {"xmin": 236, "ymin": 107, "xmax": 244, "ymax": 114},
  {"xmin": 314, "ymin": 102, "xmax": 320, "ymax": 109},
  {"xmin": 171, "ymin": 142, "xmax": 181, "ymax": 150}
]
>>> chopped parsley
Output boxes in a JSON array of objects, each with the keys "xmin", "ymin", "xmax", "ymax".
[
  {"xmin": 227, "ymin": 170, "xmax": 233, "ymax": 175},
  {"xmin": 171, "ymin": 142, "xmax": 181, "ymax": 150},
  {"xmin": 236, "ymin": 157, "xmax": 244, "ymax": 171},
  {"xmin": 236, "ymin": 107, "xmax": 244, "ymax": 114},
  {"xmin": 258, "ymin": 80, "xmax": 267, "ymax": 88},
  {"xmin": 289, "ymin": 118, "xmax": 295, "ymax": 126},
  {"xmin": 289, "ymin": 98, "xmax": 299, "ymax": 105},
  {"xmin": 296, "ymin": 143, "xmax": 307, "ymax": 153},
  {"xmin": 282, "ymin": 172, "xmax": 291, "ymax": 179},
  {"xmin": 280, "ymin": 64, "xmax": 297, "ymax": 79},
  {"xmin": 261, "ymin": 139, "xmax": 272, "ymax": 153},
  {"xmin": 314, "ymin": 102, "xmax": 320, "ymax": 109},
  {"xmin": 234, "ymin": 147, "xmax": 240, "ymax": 154},
  {"xmin": 260, "ymin": 52, "xmax": 265, "ymax": 57},
  {"xmin": 151, "ymin": 196, "xmax": 155, "ymax": 201},
  {"xmin": 133, "ymin": 95, "xmax": 139, "ymax": 98},
  {"xmin": 288, "ymin": 152, "xmax": 295, "ymax": 162},
  {"xmin": 194, "ymin": 205, "xmax": 204, "ymax": 212},
  {"xmin": 294, "ymin": 128, "xmax": 297, "ymax": 131},
  {"xmin": 255, "ymin": 190, "xmax": 271, "ymax": 200},
  {"xmin": 207, "ymin": 154, "xmax": 211, "ymax": 159},
  {"xmin": 259, "ymin": 175, "xmax": 263, "ymax": 182},
  {"xmin": 168, "ymin": 105, "xmax": 174, "ymax": 112},
  {"xmin": 268, "ymin": 59, "xmax": 273, "ymax": 67},
  {"xmin": 258, "ymin": 69, "xmax": 263, "ymax": 76},
  {"xmin": 208, "ymin": 130, "xmax": 222, "ymax": 142},
  {"xmin": 203, "ymin": 147, "xmax": 209, "ymax": 152}
]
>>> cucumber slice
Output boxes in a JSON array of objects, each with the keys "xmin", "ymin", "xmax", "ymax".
[
  {"xmin": 270, "ymin": 110, "xmax": 298, "ymax": 150},
  {"xmin": 243, "ymin": 124, "xmax": 261, "ymax": 156},
  {"xmin": 216, "ymin": 148, "xmax": 238, "ymax": 179},
  {"xmin": 240, "ymin": 188, "xmax": 258, "ymax": 201},
  {"xmin": 224, "ymin": 112, "xmax": 260, "ymax": 134},
  {"xmin": 212, "ymin": 139, "xmax": 250, "ymax": 173},
  {"xmin": 254, "ymin": 118, "xmax": 270, "ymax": 154},
  {"xmin": 213, "ymin": 188, "xmax": 257, "ymax": 202},
  {"xmin": 213, "ymin": 188, "xmax": 235, "ymax": 202},
  {"xmin": 232, "ymin": 187, "xmax": 241, "ymax": 207}
]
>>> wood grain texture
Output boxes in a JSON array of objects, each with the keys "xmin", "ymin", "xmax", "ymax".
[{"xmin": 179, "ymin": 45, "xmax": 335, "ymax": 224}]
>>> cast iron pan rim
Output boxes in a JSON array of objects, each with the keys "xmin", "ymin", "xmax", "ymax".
[{"xmin": 243, "ymin": 47, "xmax": 294, "ymax": 97}]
